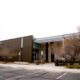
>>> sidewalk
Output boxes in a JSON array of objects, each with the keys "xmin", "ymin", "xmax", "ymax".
[{"xmin": 0, "ymin": 62, "xmax": 80, "ymax": 73}]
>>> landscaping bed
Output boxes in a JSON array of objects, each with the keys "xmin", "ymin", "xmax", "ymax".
[{"xmin": 66, "ymin": 63, "xmax": 80, "ymax": 69}]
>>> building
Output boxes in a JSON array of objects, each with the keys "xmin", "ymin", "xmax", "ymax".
[
  {"xmin": 0, "ymin": 35, "xmax": 33, "ymax": 62},
  {"xmin": 0, "ymin": 33, "xmax": 80, "ymax": 63},
  {"xmin": 34, "ymin": 32, "xmax": 80, "ymax": 65}
]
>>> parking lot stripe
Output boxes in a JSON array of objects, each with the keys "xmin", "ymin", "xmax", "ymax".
[{"xmin": 56, "ymin": 72, "xmax": 67, "ymax": 80}]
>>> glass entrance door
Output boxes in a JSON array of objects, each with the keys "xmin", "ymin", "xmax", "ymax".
[{"xmin": 32, "ymin": 42, "xmax": 40, "ymax": 62}]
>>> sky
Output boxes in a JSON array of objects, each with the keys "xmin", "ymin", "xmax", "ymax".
[{"xmin": 0, "ymin": 0, "xmax": 80, "ymax": 40}]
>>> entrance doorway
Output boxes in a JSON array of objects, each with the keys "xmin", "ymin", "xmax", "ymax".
[
  {"xmin": 51, "ymin": 54, "xmax": 54, "ymax": 62},
  {"xmin": 45, "ymin": 42, "xmax": 55, "ymax": 62},
  {"xmin": 50, "ymin": 42, "xmax": 54, "ymax": 62},
  {"xmin": 45, "ymin": 43, "xmax": 48, "ymax": 62}
]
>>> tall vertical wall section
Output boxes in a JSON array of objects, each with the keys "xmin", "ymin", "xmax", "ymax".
[{"xmin": 0, "ymin": 35, "xmax": 33, "ymax": 62}]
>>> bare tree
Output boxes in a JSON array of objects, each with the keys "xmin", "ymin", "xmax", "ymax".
[{"xmin": 63, "ymin": 33, "xmax": 80, "ymax": 65}]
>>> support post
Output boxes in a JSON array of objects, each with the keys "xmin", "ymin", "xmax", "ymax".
[{"xmin": 48, "ymin": 43, "xmax": 51, "ymax": 63}]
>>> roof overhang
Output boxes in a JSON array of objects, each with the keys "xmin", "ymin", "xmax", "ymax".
[{"xmin": 34, "ymin": 32, "xmax": 80, "ymax": 43}]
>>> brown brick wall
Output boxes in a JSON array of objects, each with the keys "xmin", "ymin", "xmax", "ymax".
[
  {"xmin": 22, "ymin": 36, "xmax": 33, "ymax": 62},
  {"xmin": 0, "ymin": 38, "xmax": 21, "ymax": 61},
  {"xmin": 0, "ymin": 35, "xmax": 33, "ymax": 62}
]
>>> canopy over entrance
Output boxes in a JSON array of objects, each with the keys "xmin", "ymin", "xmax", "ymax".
[{"xmin": 34, "ymin": 33, "xmax": 78, "ymax": 43}]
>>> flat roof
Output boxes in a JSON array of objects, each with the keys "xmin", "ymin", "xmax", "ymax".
[
  {"xmin": 0, "ymin": 32, "xmax": 79, "ymax": 43},
  {"xmin": 34, "ymin": 32, "xmax": 79, "ymax": 43}
]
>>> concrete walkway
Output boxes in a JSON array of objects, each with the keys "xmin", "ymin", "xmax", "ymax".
[{"xmin": 0, "ymin": 62, "xmax": 80, "ymax": 73}]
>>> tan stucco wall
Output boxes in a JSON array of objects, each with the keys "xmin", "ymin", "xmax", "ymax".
[
  {"xmin": 40, "ymin": 41, "xmax": 64, "ymax": 62},
  {"xmin": 39, "ymin": 43, "xmax": 46, "ymax": 61},
  {"xmin": 48, "ymin": 41, "xmax": 63, "ymax": 61},
  {"xmin": 48, "ymin": 43, "xmax": 51, "ymax": 62},
  {"xmin": 39, "ymin": 39, "xmax": 72, "ymax": 62}
]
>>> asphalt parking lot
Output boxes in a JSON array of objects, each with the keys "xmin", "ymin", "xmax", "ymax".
[{"xmin": 0, "ymin": 67, "xmax": 80, "ymax": 80}]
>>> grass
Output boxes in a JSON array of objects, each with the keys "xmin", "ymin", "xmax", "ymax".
[{"xmin": 66, "ymin": 63, "xmax": 80, "ymax": 69}]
